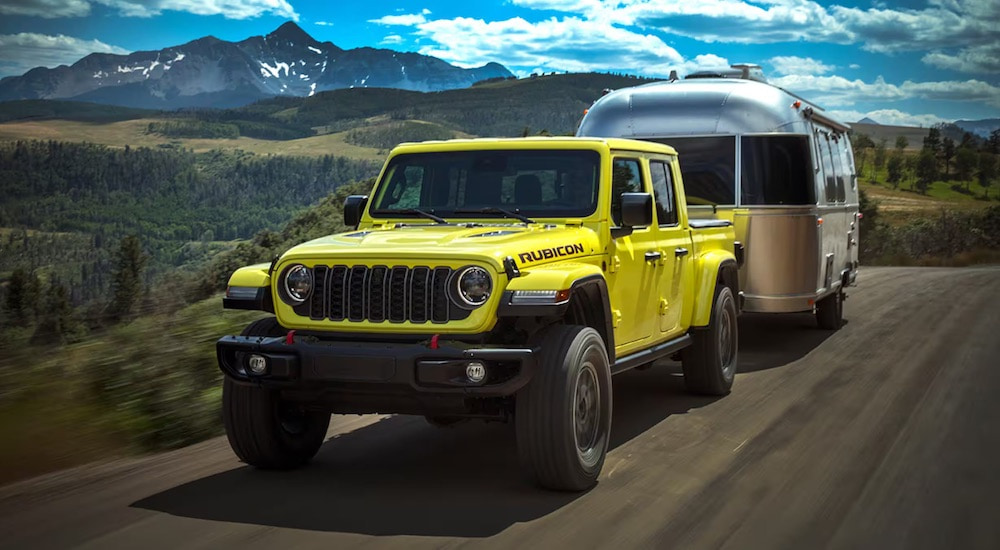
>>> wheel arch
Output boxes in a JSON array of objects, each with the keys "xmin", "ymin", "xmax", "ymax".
[{"xmin": 691, "ymin": 254, "xmax": 740, "ymax": 327}]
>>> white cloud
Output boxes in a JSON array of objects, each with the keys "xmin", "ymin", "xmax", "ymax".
[
  {"xmin": 369, "ymin": 13, "xmax": 427, "ymax": 26},
  {"xmin": 421, "ymin": 8, "xmax": 430, "ymax": 15},
  {"xmin": 380, "ymin": 34, "xmax": 403, "ymax": 45},
  {"xmin": 91, "ymin": 0, "xmax": 298, "ymax": 20},
  {"xmin": 772, "ymin": 74, "xmax": 1000, "ymax": 108},
  {"xmin": 770, "ymin": 56, "xmax": 835, "ymax": 76},
  {"xmin": 0, "ymin": 32, "xmax": 129, "ymax": 77},
  {"xmin": 314, "ymin": 21, "xmax": 334, "ymax": 27},
  {"xmin": 923, "ymin": 43, "xmax": 1000, "ymax": 74},
  {"xmin": 0, "ymin": 0, "xmax": 90, "ymax": 18},
  {"xmin": 828, "ymin": 108, "xmax": 947, "ymax": 127},
  {"xmin": 405, "ymin": 16, "xmax": 689, "ymax": 76},
  {"xmin": 513, "ymin": 0, "xmax": 1000, "ymax": 72},
  {"xmin": 849, "ymin": 64, "xmax": 860, "ymax": 70}
]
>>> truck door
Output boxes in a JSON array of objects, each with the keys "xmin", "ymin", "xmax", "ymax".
[
  {"xmin": 649, "ymin": 158, "xmax": 691, "ymax": 337},
  {"xmin": 607, "ymin": 157, "xmax": 660, "ymax": 354}
]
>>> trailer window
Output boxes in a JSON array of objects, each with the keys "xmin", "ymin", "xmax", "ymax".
[
  {"xmin": 831, "ymin": 138, "xmax": 846, "ymax": 202},
  {"xmin": 740, "ymin": 136, "xmax": 814, "ymax": 205},
  {"xmin": 649, "ymin": 137, "xmax": 735, "ymax": 206},
  {"xmin": 818, "ymin": 133, "xmax": 838, "ymax": 203}
]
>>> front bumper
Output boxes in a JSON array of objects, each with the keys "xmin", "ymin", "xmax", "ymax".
[{"xmin": 216, "ymin": 334, "xmax": 536, "ymax": 399}]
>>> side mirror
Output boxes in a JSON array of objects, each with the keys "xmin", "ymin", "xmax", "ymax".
[
  {"xmin": 620, "ymin": 192, "xmax": 653, "ymax": 227},
  {"xmin": 343, "ymin": 195, "xmax": 369, "ymax": 228}
]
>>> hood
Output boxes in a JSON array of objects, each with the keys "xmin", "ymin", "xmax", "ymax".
[{"xmin": 280, "ymin": 223, "xmax": 601, "ymax": 268}]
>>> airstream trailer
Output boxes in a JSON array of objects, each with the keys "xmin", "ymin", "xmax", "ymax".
[{"xmin": 577, "ymin": 66, "xmax": 859, "ymax": 329}]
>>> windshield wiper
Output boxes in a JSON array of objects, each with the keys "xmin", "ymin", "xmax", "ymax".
[
  {"xmin": 395, "ymin": 208, "xmax": 448, "ymax": 224},
  {"xmin": 455, "ymin": 207, "xmax": 534, "ymax": 224}
]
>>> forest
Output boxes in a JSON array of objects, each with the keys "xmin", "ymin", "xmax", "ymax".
[{"xmin": 0, "ymin": 140, "xmax": 380, "ymax": 313}]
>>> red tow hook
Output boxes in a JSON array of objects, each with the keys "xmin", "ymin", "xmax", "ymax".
[
  {"xmin": 429, "ymin": 334, "xmax": 440, "ymax": 350},
  {"xmin": 285, "ymin": 330, "xmax": 296, "ymax": 345}
]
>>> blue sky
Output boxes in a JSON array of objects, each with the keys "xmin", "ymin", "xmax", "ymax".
[{"xmin": 1, "ymin": 0, "xmax": 998, "ymax": 125}]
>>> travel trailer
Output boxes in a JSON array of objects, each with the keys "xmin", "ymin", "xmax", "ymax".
[{"xmin": 577, "ymin": 65, "xmax": 859, "ymax": 329}]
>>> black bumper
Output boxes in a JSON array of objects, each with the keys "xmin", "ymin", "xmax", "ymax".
[{"xmin": 216, "ymin": 334, "xmax": 536, "ymax": 398}]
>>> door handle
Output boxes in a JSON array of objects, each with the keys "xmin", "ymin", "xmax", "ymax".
[
  {"xmin": 675, "ymin": 248, "xmax": 689, "ymax": 258},
  {"xmin": 645, "ymin": 251, "xmax": 662, "ymax": 262}
]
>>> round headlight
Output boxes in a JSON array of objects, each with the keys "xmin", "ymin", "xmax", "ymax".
[
  {"xmin": 283, "ymin": 264, "xmax": 313, "ymax": 304},
  {"xmin": 455, "ymin": 266, "xmax": 492, "ymax": 307}
]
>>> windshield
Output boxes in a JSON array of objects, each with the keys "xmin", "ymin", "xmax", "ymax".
[{"xmin": 370, "ymin": 150, "xmax": 600, "ymax": 219}]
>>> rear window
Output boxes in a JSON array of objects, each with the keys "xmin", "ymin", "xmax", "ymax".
[
  {"xmin": 649, "ymin": 136, "xmax": 736, "ymax": 206},
  {"xmin": 740, "ymin": 135, "xmax": 815, "ymax": 205}
]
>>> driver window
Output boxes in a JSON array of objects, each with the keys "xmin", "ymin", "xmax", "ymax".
[{"xmin": 611, "ymin": 158, "xmax": 643, "ymax": 226}]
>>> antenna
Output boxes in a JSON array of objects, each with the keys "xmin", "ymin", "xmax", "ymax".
[{"xmin": 730, "ymin": 63, "xmax": 763, "ymax": 81}]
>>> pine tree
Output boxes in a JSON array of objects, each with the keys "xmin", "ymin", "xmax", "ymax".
[
  {"xmin": 107, "ymin": 235, "xmax": 148, "ymax": 321},
  {"xmin": 3, "ymin": 268, "xmax": 38, "ymax": 325}
]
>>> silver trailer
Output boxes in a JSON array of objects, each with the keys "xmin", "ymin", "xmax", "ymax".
[{"xmin": 577, "ymin": 67, "xmax": 859, "ymax": 328}]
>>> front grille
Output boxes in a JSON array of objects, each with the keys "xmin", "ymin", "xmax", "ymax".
[{"xmin": 308, "ymin": 265, "xmax": 455, "ymax": 324}]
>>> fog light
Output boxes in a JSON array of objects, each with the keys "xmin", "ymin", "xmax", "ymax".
[
  {"xmin": 466, "ymin": 361, "xmax": 486, "ymax": 384},
  {"xmin": 247, "ymin": 354, "xmax": 268, "ymax": 376}
]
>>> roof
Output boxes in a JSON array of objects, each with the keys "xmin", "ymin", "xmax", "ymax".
[
  {"xmin": 389, "ymin": 136, "xmax": 678, "ymax": 156},
  {"xmin": 577, "ymin": 78, "xmax": 850, "ymax": 138}
]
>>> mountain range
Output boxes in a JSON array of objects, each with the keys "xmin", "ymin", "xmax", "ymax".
[{"xmin": 0, "ymin": 22, "xmax": 513, "ymax": 110}]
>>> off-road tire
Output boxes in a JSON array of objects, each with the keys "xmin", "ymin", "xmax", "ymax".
[
  {"xmin": 515, "ymin": 325, "xmax": 612, "ymax": 491},
  {"xmin": 816, "ymin": 288, "xmax": 843, "ymax": 330},
  {"xmin": 682, "ymin": 285, "xmax": 738, "ymax": 396},
  {"xmin": 222, "ymin": 318, "xmax": 331, "ymax": 470}
]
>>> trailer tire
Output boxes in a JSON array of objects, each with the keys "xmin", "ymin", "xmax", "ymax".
[
  {"xmin": 222, "ymin": 318, "xmax": 330, "ymax": 470},
  {"xmin": 682, "ymin": 285, "xmax": 738, "ymax": 396},
  {"xmin": 516, "ymin": 325, "xmax": 611, "ymax": 491},
  {"xmin": 816, "ymin": 289, "xmax": 843, "ymax": 330}
]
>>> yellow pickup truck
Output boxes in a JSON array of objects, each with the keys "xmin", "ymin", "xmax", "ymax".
[{"xmin": 217, "ymin": 137, "xmax": 743, "ymax": 490}]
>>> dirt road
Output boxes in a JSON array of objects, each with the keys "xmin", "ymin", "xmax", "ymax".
[{"xmin": 2, "ymin": 266, "xmax": 998, "ymax": 549}]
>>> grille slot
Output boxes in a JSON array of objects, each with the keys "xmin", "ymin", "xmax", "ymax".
[{"xmin": 312, "ymin": 264, "xmax": 454, "ymax": 324}]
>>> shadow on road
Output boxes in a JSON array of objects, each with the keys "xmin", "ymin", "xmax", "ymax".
[
  {"xmin": 133, "ymin": 368, "xmax": 717, "ymax": 537},
  {"xmin": 735, "ymin": 312, "xmax": 840, "ymax": 373},
  {"xmin": 133, "ymin": 316, "xmax": 829, "ymax": 536}
]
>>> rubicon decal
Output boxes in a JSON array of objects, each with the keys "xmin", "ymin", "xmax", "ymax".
[{"xmin": 518, "ymin": 243, "xmax": 585, "ymax": 264}]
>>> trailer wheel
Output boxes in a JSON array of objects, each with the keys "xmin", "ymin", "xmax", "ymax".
[
  {"xmin": 516, "ymin": 325, "xmax": 612, "ymax": 491},
  {"xmin": 682, "ymin": 285, "xmax": 738, "ymax": 396},
  {"xmin": 816, "ymin": 288, "xmax": 843, "ymax": 330},
  {"xmin": 222, "ymin": 318, "xmax": 330, "ymax": 470}
]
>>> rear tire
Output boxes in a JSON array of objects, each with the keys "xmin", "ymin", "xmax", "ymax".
[
  {"xmin": 515, "ymin": 325, "xmax": 612, "ymax": 491},
  {"xmin": 816, "ymin": 288, "xmax": 843, "ymax": 330},
  {"xmin": 222, "ymin": 317, "xmax": 331, "ymax": 470},
  {"xmin": 682, "ymin": 286, "xmax": 738, "ymax": 396}
]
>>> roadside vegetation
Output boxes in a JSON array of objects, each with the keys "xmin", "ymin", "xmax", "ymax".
[{"xmin": 854, "ymin": 124, "xmax": 1000, "ymax": 266}]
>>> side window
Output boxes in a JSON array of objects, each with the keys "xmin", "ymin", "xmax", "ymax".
[
  {"xmin": 819, "ymin": 133, "xmax": 837, "ymax": 203},
  {"xmin": 831, "ymin": 137, "xmax": 846, "ymax": 202},
  {"xmin": 649, "ymin": 160, "xmax": 678, "ymax": 226},
  {"xmin": 611, "ymin": 158, "xmax": 643, "ymax": 227}
]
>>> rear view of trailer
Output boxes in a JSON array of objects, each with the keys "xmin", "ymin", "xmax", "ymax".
[{"xmin": 577, "ymin": 72, "xmax": 860, "ymax": 328}]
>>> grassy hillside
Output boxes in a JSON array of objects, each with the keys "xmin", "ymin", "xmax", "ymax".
[{"xmin": 0, "ymin": 73, "xmax": 654, "ymax": 161}]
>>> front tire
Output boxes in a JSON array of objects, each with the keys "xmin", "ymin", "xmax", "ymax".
[
  {"xmin": 682, "ymin": 285, "xmax": 738, "ymax": 396},
  {"xmin": 222, "ymin": 318, "xmax": 331, "ymax": 470},
  {"xmin": 515, "ymin": 325, "xmax": 612, "ymax": 491}
]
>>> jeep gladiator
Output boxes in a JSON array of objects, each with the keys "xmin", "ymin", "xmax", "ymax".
[{"xmin": 217, "ymin": 137, "xmax": 742, "ymax": 490}]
